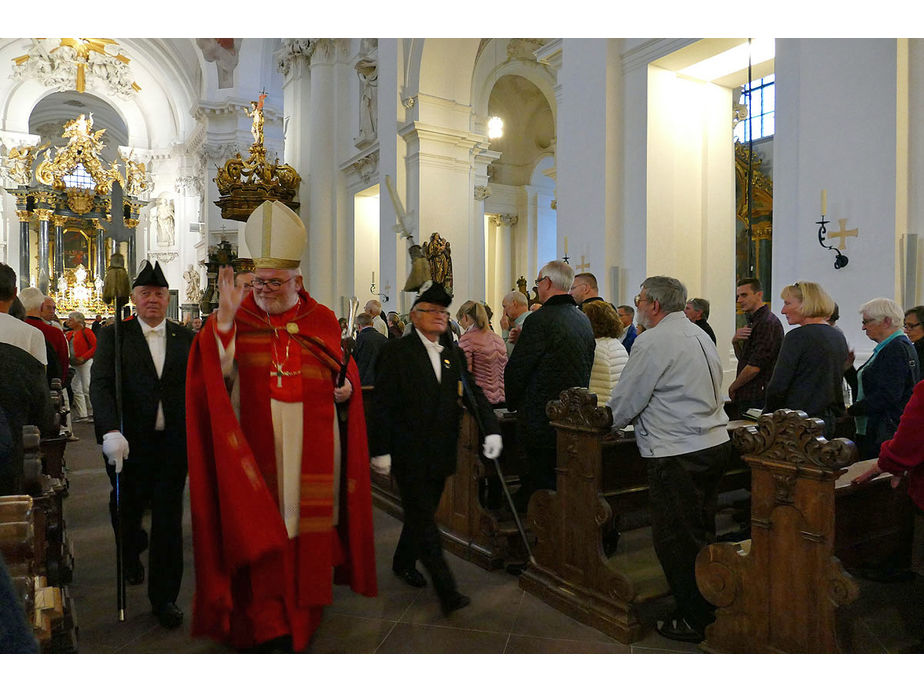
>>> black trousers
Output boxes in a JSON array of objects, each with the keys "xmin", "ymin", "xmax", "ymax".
[
  {"xmin": 392, "ymin": 473, "xmax": 457, "ymax": 601},
  {"xmin": 106, "ymin": 434, "xmax": 187, "ymax": 608},
  {"xmin": 647, "ymin": 440, "xmax": 731, "ymax": 632}
]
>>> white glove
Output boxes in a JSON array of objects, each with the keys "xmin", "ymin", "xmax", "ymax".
[
  {"xmin": 102, "ymin": 431, "xmax": 130, "ymax": 474},
  {"xmin": 370, "ymin": 454, "xmax": 391, "ymax": 475},
  {"xmin": 482, "ymin": 434, "xmax": 503, "ymax": 460}
]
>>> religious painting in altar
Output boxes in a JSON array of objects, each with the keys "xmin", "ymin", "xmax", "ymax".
[
  {"xmin": 62, "ymin": 228, "xmax": 91, "ymax": 270},
  {"xmin": 734, "ymin": 140, "xmax": 773, "ymax": 322}
]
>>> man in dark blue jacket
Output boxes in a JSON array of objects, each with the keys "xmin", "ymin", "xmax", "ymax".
[
  {"xmin": 505, "ymin": 260, "xmax": 595, "ymax": 508},
  {"xmin": 353, "ymin": 311, "xmax": 389, "ymax": 386}
]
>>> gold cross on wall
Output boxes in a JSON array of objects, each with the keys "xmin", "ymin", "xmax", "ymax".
[
  {"xmin": 829, "ymin": 218, "xmax": 859, "ymax": 250},
  {"xmin": 575, "ymin": 255, "xmax": 591, "ymax": 272}
]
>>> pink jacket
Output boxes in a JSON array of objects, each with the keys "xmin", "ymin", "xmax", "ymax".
[{"xmin": 458, "ymin": 328, "xmax": 507, "ymax": 405}]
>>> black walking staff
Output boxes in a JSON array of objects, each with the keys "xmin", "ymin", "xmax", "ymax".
[
  {"xmin": 100, "ymin": 182, "xmax": 133, "ymax": 621},
  {"xmin": 450, "ymin": 349, "xmax": 535, "ymax": 570}
]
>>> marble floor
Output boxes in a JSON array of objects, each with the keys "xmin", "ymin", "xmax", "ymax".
[{"xmin": 52, "ymin": 419, "xmax": 924, "ymax": 656}]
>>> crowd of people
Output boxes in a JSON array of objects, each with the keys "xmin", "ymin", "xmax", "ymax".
[{"xmin": 4, "ymin": 214, "xmax": 924, "ymax": 651}]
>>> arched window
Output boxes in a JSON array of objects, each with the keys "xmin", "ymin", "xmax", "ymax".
[{"xmin": 62, "ymin": 162, "xmax": 95, "ymax": 189}]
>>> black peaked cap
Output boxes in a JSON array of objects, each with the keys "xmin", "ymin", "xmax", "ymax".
[
  {"xmin": 412, "ymin": 281, "xmax": 452, "ymax": 308},
  {"xmin": 132, "ymin": 260, "xmax": 169, "ymax": 289}
]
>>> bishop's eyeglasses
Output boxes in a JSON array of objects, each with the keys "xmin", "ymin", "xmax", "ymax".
[{"xmin": 251, "ymin": 276, "xmax": 295, "ymax": 290}]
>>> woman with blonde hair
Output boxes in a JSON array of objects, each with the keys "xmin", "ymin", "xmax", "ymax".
[
  {"xmin": 456, "ymin": 300, "xmax": 507, "ymax": 405},
  {"xmin": 582, "ymin": 300, "xmax": 628, "ymax": 403},
  {"xmin": 763, "ymin": 281, "xmax": 848, "ymax": 436}
]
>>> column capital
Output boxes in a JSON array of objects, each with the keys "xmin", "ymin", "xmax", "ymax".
[
  {"xmin": 276, "ymin": 38, "xmax": 313, "ymax": 79},
  {"xmin": 34, "ymin": 208, "xmax": 54, "ymax": 222},
  {"xmin": 52, "ymin": 214, "xmax": 69, "ymax": 228},
  {"xmin": 16, "ymin": 209, "xmax": 32, "ymax": 222}
]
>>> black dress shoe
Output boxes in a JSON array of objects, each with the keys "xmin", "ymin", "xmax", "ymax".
[
  {"xmin": 125, "ymin": 559, "xmax": 144, "ymax": 586},
  {"xmin": 440, "ymin": 592, "xmax": 471, "ymax": 616},
  {"xmin": 393, "ymin": 567, "xmax": 427, "ymax": 588},
  {"xmin": 153, "ymin": 602, "xmax": 184, "ymax": 629}
]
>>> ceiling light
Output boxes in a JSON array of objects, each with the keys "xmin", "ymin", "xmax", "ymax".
[{"xmin": 487, "ymin": 116, "xmax": 504, "ymax": 139}]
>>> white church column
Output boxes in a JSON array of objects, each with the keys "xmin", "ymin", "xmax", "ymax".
[
  {"xmin": 400, "ymin": 116, "xmax": 491, "ymax": 306},
  {"xmin": 555, "ymin": 38, "xmax": 624, "ymax": 303},
  {"xmin": 773, "ymin": 38, "xmax": 905, "ymax": 354},
  {"xmin": 493, "ymin": 213, "xmax": 515, "ymax": 308}
]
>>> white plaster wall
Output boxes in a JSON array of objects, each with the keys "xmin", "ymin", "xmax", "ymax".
[
  {"xmin": 773, "ymin": 38, "xmax": 900, "ymax": 358},
  {"xmin": 645, "ymin": 68, "xmax": 735, "ymax": 374}
]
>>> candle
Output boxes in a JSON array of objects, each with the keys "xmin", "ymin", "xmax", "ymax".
[
  {"xmin": 821, "ymin": 189, "xmax": 827, "ymax": 217},
  {"xmin": 371, "ymin": 271, "xmax": 375, "ymax": 285},
  {"xmin": 564, "ymin": 236, "xmax": 568, "ymax": 255}
]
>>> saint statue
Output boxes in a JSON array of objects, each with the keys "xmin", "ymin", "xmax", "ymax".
[
  {"xmin": 422, "ymin": 232, "xmax": 453, "ymax": 296},
  {"xmin": 184, "ymin": 264, "xmax": 202, "ymax": 304},
  {"xmin": 152, "ymin": 197, "xmax": 176, "ymax": 247},
  {"xmin": 355, "ymin": 56, "xmax": 378, "ymax": 141},
  {"xmin": 248, "ymin": 94, "xmax": 266, "ymax": 148}
]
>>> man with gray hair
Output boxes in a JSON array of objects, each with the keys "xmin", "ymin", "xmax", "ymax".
[
  {"xmin": 684, "ymin": 297, "xmax": 716, "ymax": 344},
  {"xmin": 364, "ymin": 298, "xmax": 388, "ymax": 338},
  {"xmin": 606, "ymin": 276, "xmax": 731, "ymax": 644},
  {"xmin": 505, "ymin": 260, "xmax": 595, "ymax": 508},
  {"xmin": 501, "ymin": 290, "xmax": 529, "ymax": 355}
]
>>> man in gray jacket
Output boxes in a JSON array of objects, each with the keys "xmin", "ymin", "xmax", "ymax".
[{"xmin": 607, "ymin": 275, "xmax": 730, "ymax": 644}]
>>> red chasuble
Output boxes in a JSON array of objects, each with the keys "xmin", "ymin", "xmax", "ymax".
[{"xmin": 186, "ymin": 289, "xmax": 377, "ymax": 651}]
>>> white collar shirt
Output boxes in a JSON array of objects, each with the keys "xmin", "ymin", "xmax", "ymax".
[
  {"xmin": 415, "ymin": 327, "xmax": 444, "ymax": 383},
  {"xmin": 139, "ymin": 318, "xmax": 167, "ymax": 430}
]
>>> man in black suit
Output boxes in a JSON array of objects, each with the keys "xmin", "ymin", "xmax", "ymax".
[
  {"xmin": 90, "ymin": 261, "xmax": 194, "ymax": 629},
  {"xmin": 353, "ymin": 311, "xmax": 388, "ymax": 386},
  {"xmin": 369, "ymin": 282, "xmax": 502, "ymax": 615}
]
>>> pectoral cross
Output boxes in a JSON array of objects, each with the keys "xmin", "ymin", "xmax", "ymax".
[
  {"xmin": 829, "ymin": 218, "xmax": 858, "ymax": 250},
  {"xmin": 576, "ymin": 255, "xmax": 591, "ymax": 272},
  {"xmin": 270, "ymin": 365, "xmax": 298, "ymax": 387}
]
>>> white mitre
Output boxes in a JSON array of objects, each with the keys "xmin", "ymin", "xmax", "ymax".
[{"xmin": 244, "ymin": 200, "xmax": 306, "ymax": 270}]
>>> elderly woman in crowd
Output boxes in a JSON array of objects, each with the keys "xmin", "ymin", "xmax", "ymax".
[
  {"xmin": 456, "ymin": 300, "xmax": 507, "ymax": 405},
  {"xmin": 582, "ymin": 300, "xmax": 628, "ymax": 403},
  {"xmin": 847, "ymin": 298, "xmax": 920, "ymax": 459},
  {"xmin": 763, "ymin": 281, "xmax": 848, "ymax": 436},
  {"xmin": 65, "ymin": 310, "xmax": 97, "ymax": 422},
  {"xmin": 904, "ymin": 305, "xmax": 924, "ymax": 381}
]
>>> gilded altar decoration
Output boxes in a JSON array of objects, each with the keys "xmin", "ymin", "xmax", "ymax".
[
  {"xmin": 2, "ymin": 113, "xmax": 149, "ymax": 312},
  {"xmin": 213, "ymin": 93, "xmax": 301, "ymax": 222},
  {"xmin": 4, "ymin": 143, "xmax": 48, "ymax": 185},
  {"xmin": 35, "ymin": 114, "xmax": 124, "ymax": 194},
  {"xmin": 12, "ymin": 38, "xmax": 141, "ymax": 97},
  {"xmin": 735, "ymin": 142, "xmax": 773, "ymax": 239}
]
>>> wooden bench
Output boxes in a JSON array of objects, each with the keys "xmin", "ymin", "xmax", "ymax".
[
  {"xmin": 518, "ymin": 388, "xmax": 751, "ymax": 643},
  {"xmin": 695, "ymin": 408, "xmax": 914, "ymax": 653}
]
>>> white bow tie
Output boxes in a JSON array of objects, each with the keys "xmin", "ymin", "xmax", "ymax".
[
  {"xmin": 425, "ymin": 340, "xmax": 444, "ymax": 354},
  {"xmin": 146, "ymin": 326, "xmax": 165, "ymax": 337}
]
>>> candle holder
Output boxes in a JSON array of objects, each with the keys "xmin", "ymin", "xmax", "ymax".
[
  {"xmin": 369, "ymin": 280, "xmax": 389, "ymax": 303},
  {"xmin": 562, "ymin": 254, "xmax": 570, "ymax": 265},
  {"xmin": 816, "ymin": 215, "xmax": 849, "ymax": 270}
]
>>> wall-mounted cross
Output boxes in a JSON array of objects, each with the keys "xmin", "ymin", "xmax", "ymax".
[
  {"xmin": 575, "ymin": 255, "xmax": 591, "ymax": 272},
  {"xmin": 829, "ymin": 218, "xmax": 858, "ymax": 250}
]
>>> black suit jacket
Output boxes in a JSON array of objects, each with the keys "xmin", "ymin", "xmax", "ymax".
[
  {"xmin": 90, "ymin": 318, "xmax": 194, "ymax": 451},
  {"xmin": 370, "ymin": 328, "xmax": 499, "ymax": 481},
  {"xmin": 354, "ymin": 326, "xmax": 389, "ymax": 386}
]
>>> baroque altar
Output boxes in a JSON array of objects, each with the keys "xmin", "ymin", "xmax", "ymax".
[{"xmin": 2, "ymin": 113, "xmax": 150, "ymax": 313}]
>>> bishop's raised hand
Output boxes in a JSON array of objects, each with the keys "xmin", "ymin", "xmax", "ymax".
[{"xmin": 215, "ymin": 265, "xmax": 244, "ymax": 333}]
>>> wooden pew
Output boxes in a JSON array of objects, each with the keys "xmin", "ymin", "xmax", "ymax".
[
  {"xmin": 695, "ymin": 408, "xmax": 914, "ymax": 653},
  {"xmin": 517, "ymin": 388, "xmax": 752, "ymax": 643}
]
